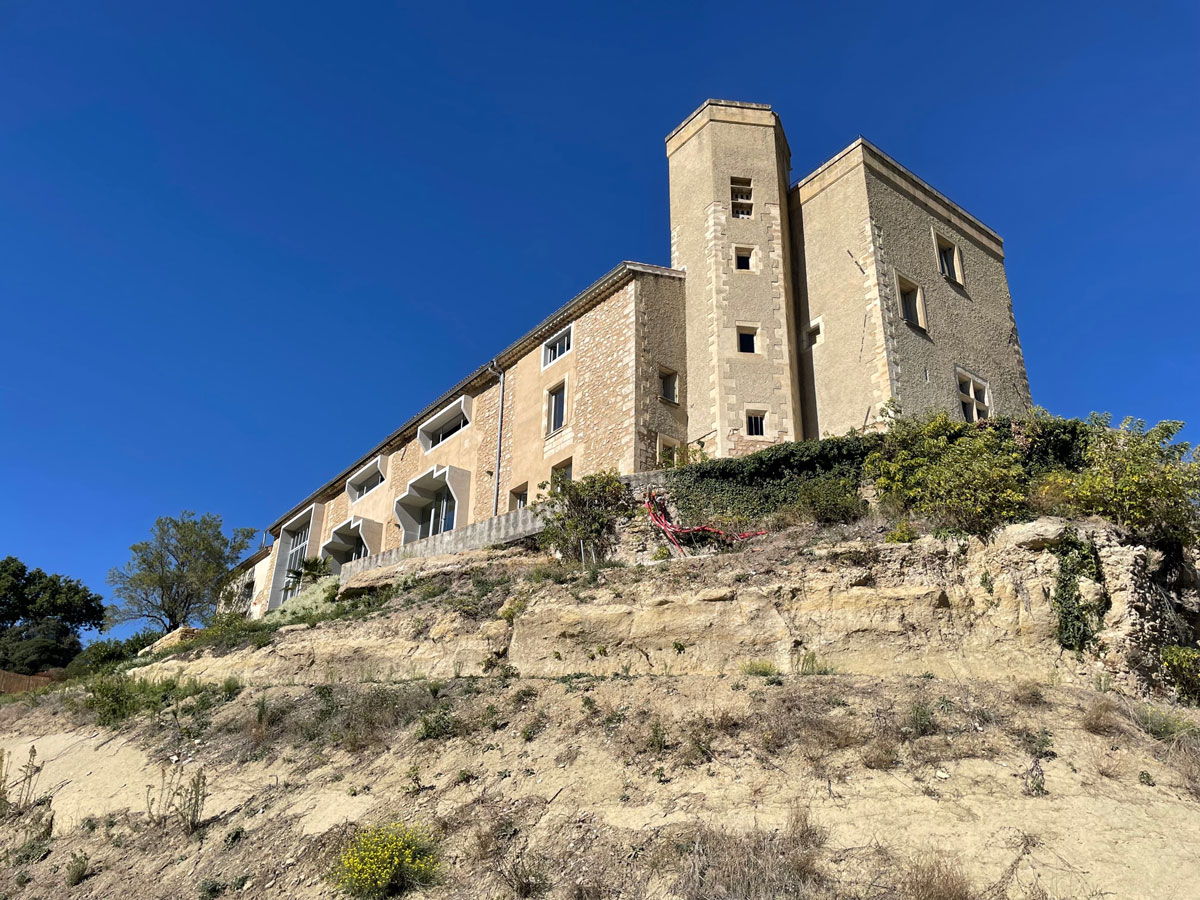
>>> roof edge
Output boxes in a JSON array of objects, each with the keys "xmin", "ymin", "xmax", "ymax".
[
  {"xmin": 265, "ymin": 261, "xmax": 683, "ymax": 534},
  {"xmin": 792, "ymin": 137, "xmax": 1002, "ymax": 244},
  {"xmin": 665, "ymin": 98, "xmax": 774, "ymax": 144}
]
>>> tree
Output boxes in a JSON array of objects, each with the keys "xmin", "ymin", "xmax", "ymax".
[
  {"xmin": 534, "ymin": 470, "xmax": 633, "ymax": 562},
  {"xmin": 0, "ymin": 556, "xmax": 105, "ymax": 675},
  {"xmin": 107, "ymin": 512, "xmax": 256, "ymax": 632}
]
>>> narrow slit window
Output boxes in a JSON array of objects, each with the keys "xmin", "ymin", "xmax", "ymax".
[{"xmin": 897, "ymin": 274, "xmax": 926, "ymax": 330}]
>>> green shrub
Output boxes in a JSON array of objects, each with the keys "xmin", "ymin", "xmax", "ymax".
[
  {"xmin": 1034, "ymin": 415, "xmax": 1200, "ymax": 546},
  {"xmin": 66, "ymin": 627, "xmax": 163, "ymax": 677},
  {"xmin": 84, "ymin": 673, "xmax": 213, "ymax": 726},
  {"xmin": 784, "ymin": 474, "xmax": 866, "ymax": 525},
  {"xmin": 535, "ymin": 470, "xmax": 633, "ymax": 562},
  {"xmin": 1162, "ymin": 645, "xmax": 1200, "ymax": 703},
  {"xmin": 329, "ymin": 822, "xmax": 439, "ymax": 898},
  {"xmin": 885, "ymin": 521, "xmax": 918, "ymax": 543},
  {"xmin": 65, "ymin": 851, "xmax": 89, "ymax": 887},
  {"xmin": 416, "ymin": 706, "xmax": 460, "ymax": 740},
  {"xmin": 865, "ymin": 412, "xmax": 1029, "ymax": 535}
]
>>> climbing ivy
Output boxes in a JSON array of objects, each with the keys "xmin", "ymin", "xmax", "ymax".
[
  {"xmin": 665, "ymin": 433, "xmax": 880, "ymax": 526},
  {"xmin": 1050, "ymin": 529, "xmax": 1108, "ymax": 651}
]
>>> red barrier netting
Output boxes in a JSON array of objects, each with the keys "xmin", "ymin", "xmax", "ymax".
[{"xmin": 643, "ymin": 490, "xmax": 766, "ymax": 557}]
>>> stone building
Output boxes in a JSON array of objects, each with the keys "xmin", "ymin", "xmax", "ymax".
[{"xmin": 236, "ymin": 99, "xmax": 1031, "ymax": 618}]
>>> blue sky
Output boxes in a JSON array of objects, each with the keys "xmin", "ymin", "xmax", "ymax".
[{"xmin": 1, "ymin": 1, "xmax": 1196, "ymax": 639}]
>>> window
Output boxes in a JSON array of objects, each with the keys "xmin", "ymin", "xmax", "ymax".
[
  {"xmin": 347, "ymin": 457, "xmax": 386, "ymax": 501},
  {"xmin": 509, "ymin": 485, "xmax": 528, "ymax": 511},
  {"xmin": 956, "ymin": 369, "xmax": 990, "ymax": 422},
  {"xmin": 428, "ymin": 411, "xmax": 467, "ymax": 448},
  {"xmin": 547, "ymin": 383, "xmax": 567, "ymax": 434},
  {"xmin": 737, "ymin": 327, "xmax": 757, "ymax": 354},
  {"xmin": 552, "ymin": 458, "xmax": 573, "ymax": 484},
  {"xmin": 731, "ymin": 176, "xmax": 753, "ymax": 219},
  {"xmin": 935, "ymin": 235, "xmax": 962, "ymax": 283},
  {"xmin": 735, "ymin": 248, "xmax": 752, "ymax": 270},
  {"xmin": 659, "ymin": 369, "xmax": 678, "ymax": 403},
  {"xmin": 394, "ymin": 465, "xmax": 469, "ymax": 545},
  {"xmin": 351, "ymin": 470, "xmax": 384, "ymax": 500},
  {"xmin": 746, "ymin": 412, "xmax": 766, "ymax": 437},
  {"xmin": 418, "ymin": 397, "xmax": 473, "ymax": 452},
  {"xmin": 543, "ymin": 325, "xmax": 573, "ymax": 367},
  {"xmin": 897, "ymin": 274, "xmax": 927, "ymax": 330},
  {"xmin": 282, "ymin": 523, "xmax": 309, "ymax": 601},
  {"xmin": 807, "ymin": 322, "xmax": 822, "ymax": 348},
  {"xmin": 418, "ymin": 486, "xmax": 456, "ymax": 539}
]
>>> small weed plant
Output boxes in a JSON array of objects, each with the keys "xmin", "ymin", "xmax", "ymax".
[{"xmin": 740, "ymin": 659, "xmax": 779, "ymax": 678}]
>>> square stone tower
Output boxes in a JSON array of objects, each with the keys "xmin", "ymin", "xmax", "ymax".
[{"xmin": 666, "ymin": 100, "xmax": 804, "ymax": 457}]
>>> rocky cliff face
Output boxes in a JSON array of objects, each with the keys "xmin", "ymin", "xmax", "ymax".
[{"xmin": 138, "ymin": 517, "xmax": 1197, "ymax": 702}]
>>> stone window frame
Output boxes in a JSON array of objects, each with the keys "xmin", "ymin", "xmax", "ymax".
[
  {"xmin": 346, "ymin": 455, "xmax": 386, "ymax": 503},
  {"xmin": 730, "ymin": 176, "xmax": 753, "ymax": 219},
  {"xmin": 931, "ymin": 228, "xmax": 964, "ymax": 285},
  {"xmin": 542, "ymin": 323, "xmax": 574, "ymax": 370},
  {"xmin": 955, "ymin": 366, "xmax": 990, "ymax": 422},
  {"xmin": 732, "ymin": 245, "xmax": 758, "ymax": 273},
  {"xmin": 744, "ymin": 408, "xmax": 769, "ymax": 439},
  {"xmin": 735, "ymin": 323, "xmax": 760, "ymax": 354},
  {"xmin": 545, "ymin": 376, "xmax": 569, "ymax": 437},
  {"xmin": 894, "ymin": 269, "xmax": 929, "ymax": 332},
  {"xmin": 659, "ymin": 368, "xmax": 679, "ymax": 405}
]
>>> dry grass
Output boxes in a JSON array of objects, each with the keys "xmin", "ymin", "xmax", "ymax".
[
  {"xmin": 1011, "ymin": 681, "xmax": 1046, "ymax": 707},
  {"xmin": 498, "ymin": 854, "xmax": 552, "ymax": 898},
  {"xmin": 1089, "ymin": 746, "xmax": 1127, "ymax": 781},
  {"xmin": 1081, "ymin": 696, "xmax": 1121, "ymax": 736},
  {"xmin": 862, "ymin": 739, "xmax": 899, "ymax": 770},
  {"xmin": 1177, "ymin": 746, "xmax": 1200, "ymax": 800},
  {"xmin": 898, "ymin": 854, "xmax": 975, "ymax": 900},
  {"xmin": 674, "ymin": 806, "xmax": 830, "ymax": 900}
]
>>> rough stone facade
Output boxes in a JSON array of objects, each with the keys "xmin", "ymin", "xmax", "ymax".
[{"xmin": 236, "ymin": 99, "xmax": 1033, "ymax": 619}]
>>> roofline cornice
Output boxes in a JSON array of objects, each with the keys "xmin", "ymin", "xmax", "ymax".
[{"xmin": 265, "ymin": 261, "xmax": 683, "ymax": 534}]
